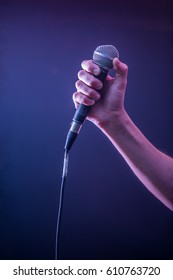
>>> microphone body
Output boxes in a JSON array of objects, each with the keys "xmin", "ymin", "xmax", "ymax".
[{"xmin": 65, "ymin": 45, "xmax": 119, "ymax": 152}]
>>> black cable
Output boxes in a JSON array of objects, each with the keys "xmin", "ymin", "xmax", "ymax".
[{"xmin": 55, "ymin": 149, "xmax": 69, "ymax": 260}]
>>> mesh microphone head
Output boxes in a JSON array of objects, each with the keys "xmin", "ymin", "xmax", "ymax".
[{"xmin": 93, "ymin": 45, "xmax": 119, "ymax": 71}]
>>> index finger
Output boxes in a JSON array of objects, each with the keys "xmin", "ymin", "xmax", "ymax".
[{"xmin": 81, "ymin": 60, "xmax": 101, "ymax": 76}]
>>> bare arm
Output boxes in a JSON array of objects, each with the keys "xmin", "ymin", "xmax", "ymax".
[{"xmin": 73, "ymin": 58, "xmax": 173, "ymax": 211}]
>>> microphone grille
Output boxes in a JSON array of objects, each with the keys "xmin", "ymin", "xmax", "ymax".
[{"xmin": 93, "ymin": 44, "xmax": 119, "ymax": 70}]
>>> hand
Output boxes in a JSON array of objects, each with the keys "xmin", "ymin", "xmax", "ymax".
[{"xmin": 72, "ymin": 58, "xmax": 128, "ymax": 127}]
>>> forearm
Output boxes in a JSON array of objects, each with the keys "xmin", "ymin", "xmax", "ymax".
[
  {"xmin": 73, "ymin": 57, "xmax": 173, "ymax": 210},
  {"xmin": 96, "ymin": 110, "xmax": 173, "ymax": 211}
]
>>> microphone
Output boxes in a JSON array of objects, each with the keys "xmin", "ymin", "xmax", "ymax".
[{"xmin": 64, "ymin": 44, "xmax": 119, "ymax": 152}]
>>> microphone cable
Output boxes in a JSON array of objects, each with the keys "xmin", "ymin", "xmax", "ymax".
[{"xmin": 55, "ymin": 149, "xmax": 69, "ymax": 260}]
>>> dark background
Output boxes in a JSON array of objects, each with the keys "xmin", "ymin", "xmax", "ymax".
[{"xmin": 0, "ymin": 0, "xmax": 173, "ymax": 260}]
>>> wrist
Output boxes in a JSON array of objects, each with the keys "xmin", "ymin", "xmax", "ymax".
[{"xmin": 95, "ymin": 108, "xmax": 128, "ymax": 132}]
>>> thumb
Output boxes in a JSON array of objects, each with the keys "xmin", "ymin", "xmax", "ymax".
[{"xmin": 113, "ymin": 58, "xmax": 128, "ymax": 79}]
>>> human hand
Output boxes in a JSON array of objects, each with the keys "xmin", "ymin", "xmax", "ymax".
[{"xmin": 72, "ymin": 58, "xmax": 128, "ymax": 127}]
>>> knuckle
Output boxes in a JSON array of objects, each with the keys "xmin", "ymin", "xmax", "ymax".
[
  {"xmin": 82, "ymin": 59, "xmax": 100, "ymax": 75},
  {"xmin": 83, "ymin": 96, "xmax": 89, "ymax": 103},
  {"xmin": 90, "ymin": 78, "xmax": 100, "ymax": 89},
  {"xmin": 86, "ymin": 87, "xmax": 94, "ymax": 97},
  {"xmin": 81, "ymin": 60, "xmax": 94, "ymax": 72},
  {"xmin": 83, "ymin": 96, "xmax": 95, "ymax": 105},
  {"xmin": 90, "ymin": 79, "xmax": 95, "ymax": 87},
  {"xmin": 86, "ymin": 63, "xmax": 94, "ymax": 73},
  {"xmin": 81, "ymin": 60, "xmax": 88, "ymax": 69},
  {"xmin": 72, "ymin": 91, "xmax": 95, "ymax": 106},
  {"xmin": 78, "ymin": 69, "xmax": 85, "ymax": 79},
  {"xmin": 72, "ymin": 92, "xmax": 77, "ymax": 101},
  {"xmin": 75, "ymin": 80, "xmax": 81, "ymax": 89}
]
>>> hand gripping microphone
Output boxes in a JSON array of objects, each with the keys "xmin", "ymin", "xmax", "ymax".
[
  {"xmin": 64, "ymin": 45, "xmax": 119, "ymax": 152},
  {"xmin": 56, "ymin": 45, "xmax": 119, "ymax": 260}
]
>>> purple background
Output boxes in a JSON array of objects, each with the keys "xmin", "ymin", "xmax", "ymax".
[{"xmin": 0, "ymin": 0, "xmax": 173, "ymax": 259}]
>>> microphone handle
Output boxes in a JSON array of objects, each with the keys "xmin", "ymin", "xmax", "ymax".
[
  {"xmin": 73, "ymin": 70, "xmax": 108, "ymax": 123},
  {"xmin": 65, "ymin": 68, "xmax": 108, "ymax": 151}
]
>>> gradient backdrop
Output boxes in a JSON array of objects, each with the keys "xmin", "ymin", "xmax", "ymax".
[{"xmin": 0, "ymin": 0, "xmax": 173, "ymax": 260}]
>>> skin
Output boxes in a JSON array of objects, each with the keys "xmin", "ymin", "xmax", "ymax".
[{"xmin": 72, "ymin": 58, "xmax": 173, "ymax": 211}]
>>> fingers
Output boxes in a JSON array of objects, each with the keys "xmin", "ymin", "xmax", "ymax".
[
  {"xmin": 81, "ymin": 60, "xmax": 100, "ymax": 75},
  {"xmin": 72, "ymin": 91, "xmax": 96, "ymax": 108},
  {"xmin": 77, "ymin": 70, "xmax": 103, "ymax": 90},
  {"xmin": 75, "ymin": 80, "xmax": 101, "ymax": 100},
  {"xmin": 73, "ymin": 59, "xmax": 103, "ymax": 108}
]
